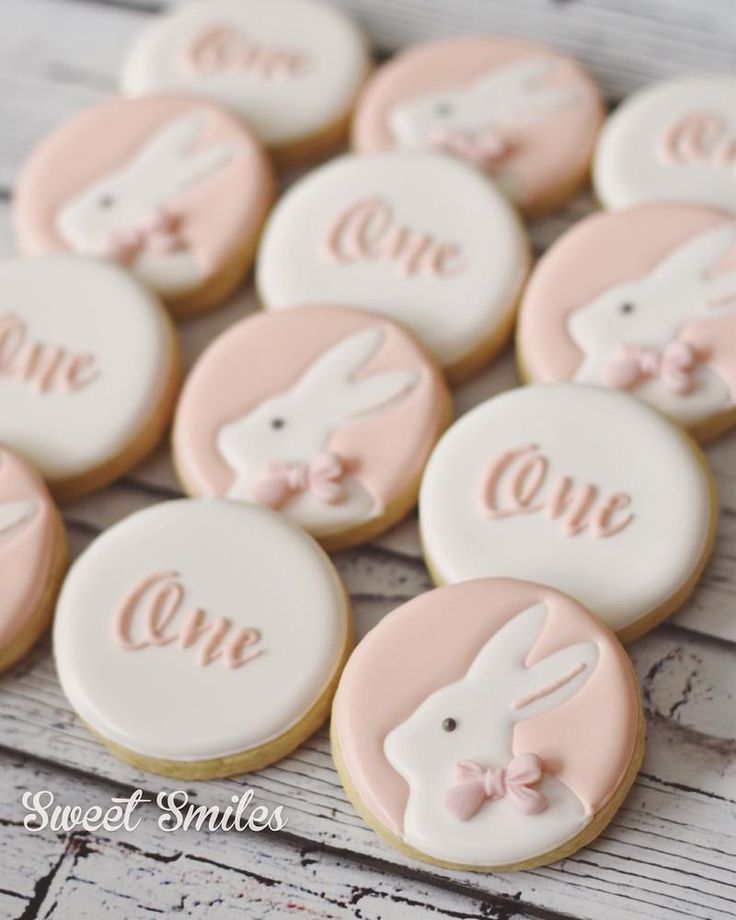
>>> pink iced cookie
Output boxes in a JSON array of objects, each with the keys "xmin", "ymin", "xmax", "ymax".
[
  {"xmin": 517, "ymin": 205, "xmax": 736, "ymax": 440},
  {"xmin": 0, "ymin": 447, "xmax": 66, "ymax": 671},
  {"xmin": 14, "ymin": 95, "xmax": 275, "ymax": 316},
  {"xmin": 332, "ymin": 578, "xmax": 643, "ymax": 870},
  {"xmin": 173, "ymin": 305, "xmax": 451, "ymax": 550},
  {"xmin": 352, "ymin": 36, "xmax": 604, "ymax": 215}
]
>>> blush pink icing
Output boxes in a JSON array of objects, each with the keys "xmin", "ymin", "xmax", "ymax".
[
  {"xmin": 14, "ymin": 95, "xmax": 274, "ymax": 280},
  {"xmin": 517, "ymin": 205, "xmax": 736, "ymax": 402},
  {"xmin": 333, "ymin": 578, "xmax": 640, "ymax": 837},
  {"xmin": 173, "ymin": 305, "xmax": 449, "ymax": 514},
  {"xmin": 351, "ymin": 36, "xmax": 604, "ymax": 214},
  {"xmin": 0, "ymin": 447, "xmax": 58, "ymax": 650}
]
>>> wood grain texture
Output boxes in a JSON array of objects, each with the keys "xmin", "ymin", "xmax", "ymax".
[{"xmin": 0, "ymin": 0, "xmax": 735, "ymax": 918}]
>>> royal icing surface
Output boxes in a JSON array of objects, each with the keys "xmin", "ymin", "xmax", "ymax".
[
  {"xmin": 173, "ymin": 306, "xmax": 449, "ymax": 539},
  {"xmin": 54, "ymin": 499, "xmax": 349, "ymax": 762},
  {"xmin": 333, "ymin": 578, "xmax": 640, "ymax": 867},
  {"xmin": 256, "ymin": 153, "xmax": 529, "ymax": 372},
  {"xmin": 594, "ymin": 76, "xmax": 736, "ymax": 212},
  {"xmin": 352, "ymin": 36, "xmax": 604, "ymax": 213},
  {"xmin": 120, "ymin": 0, "xmax": 370, "ymax": 149},
  {"xmin": 517, "ymin": 206, "xmax": 736, "ymax": 431},
  {"xmin": 419, "ymin": 384, "xmax": 714, "ymax": 634},
  {"xmin": 0, "ymin": 448, "xmax": 58, "ymax": 655},
  {"xmin": 15, "ymin": 96, "xmax": 274, "ymax": 300},
  {"xmin": 0, "ymin": 255, "xmax": 176, "ymax": 484}
]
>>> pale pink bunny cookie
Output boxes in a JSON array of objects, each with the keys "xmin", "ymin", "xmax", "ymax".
[
  {"xmin": 15, "ymin": 95, "xmax": 275, "ymax": 317},
  {"xmin": 332, "ymin": 578, "xmax": 643, "ymax": 871},
  {"xmin": 352, "ymin": 36, "xmax": 605, "ymax": 216},
  {"xmin": 0, "ymin": 447, "xmax": 67, "ymax": 672},
  {"xmin": 517, "ymin": 205, "xmax": 736, "ymax": 440},
  {"xmin": 173, "ymin": 305, "xmax": 451, "ymax": 551}
]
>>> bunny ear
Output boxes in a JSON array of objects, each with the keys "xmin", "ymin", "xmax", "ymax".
[
  {"xmin": 0, "ymin": 500, "xmax": 37, "ymax": 544},
  {"xmin": 467, "ymin": 603, "xmax": 548, "ymax": 682},
  {"xmin": 343, "ymin": 368, "xmax": 419, "ymax": 418},
  {"xmin": 650, "ymin": 224, "xmax": 736, "ymax": 294},
  {"xmin": 511, "ymin": 640, "xmax": 599, "ymax": 722},
  {"xmin": 472, "ymin": 56, "xmax": 553, "ymax": 99},
  {"xmin": 176, "ymin": 142, "xmax": 236, "ymax": 191},
  {"xmin": 133, "ymin": 113, "xmax": 205, "ymax": 169},
  {"xmin": 296, "ymin": 327, "xmax": 386, "ymax": 395}
]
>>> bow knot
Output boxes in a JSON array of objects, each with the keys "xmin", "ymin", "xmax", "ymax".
[
  {"xmin": 252, "ymin": 452, "xmax": 348, "ymax": 509},
  {"xmin": 444, "ymin": 754, "xmax": 547, "ymax": 821},
  {"xmin": 99, "ymin": 207, "xmax": 188, "ymax": 264},
  {"xmin": 604, "ymin": 341, "xmax": 702, "ymax": 395},
  {"xmin": 428, "ymin": 127, "xmax": 511, "ymax": 171}
]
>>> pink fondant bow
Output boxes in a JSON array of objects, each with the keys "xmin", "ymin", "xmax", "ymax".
[
  {"xmin": 252, "ymin": 452, "xmax": 347, "ymax": 509},
  {"xmin": 444, "ymin": 754, "xmax": 547, "ymax": 820},
  {"xmin": 99, "ymin": 207, "xmax": 188, "ymax": 265},
  {"xmin": 603, "ymin": 341, "xmax": 702, "ymax": 396},
  {"xmin": 428, "ymin": 126, "xmax": 511, "ymax": 171}
]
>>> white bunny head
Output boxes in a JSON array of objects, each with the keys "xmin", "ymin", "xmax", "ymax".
[
  {"xmin": 0, "ymin": 500, "xmax": 37, "ymax": 546},
  {"xmin": 569, "ymin": 223, "xmax": 736, "ymax": 369},
  {"xmin": 389, "ymin": 57, "xmax": 580, "ymax": 149},
  {"xmin": 385, "ymin": 603, "xmax": 598, "ymax": 787},
  {"xmin": 56, "ymin": 113, "xmax": 235, "ymax": 254},
  {"xmin": 217, "ymin": 326, "xmax": 419, "ymax": 487}
]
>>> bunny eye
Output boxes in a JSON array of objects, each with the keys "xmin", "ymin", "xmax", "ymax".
[
  {"xmin": 98, "ymin": 195, "xmax": 115, "ymax": 209},
  {"xmin": 270, "ymin": 418, "xmax": 285, "ymax": 430},
  {"xmin": 435, "ymin": 101, "xmax": 454, "ymax": 117},
  {"xmin": 619, "ymin": 302, "xmax": 635, "ymax": 315},
  {"xmin": 442, "ymin": 718, "xmax": 458, "ymax": 732}
]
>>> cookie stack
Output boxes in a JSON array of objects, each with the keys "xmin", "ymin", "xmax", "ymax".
[{"xmin": 1, "ymin": 0, "xmax": 733, "ymax": 876}]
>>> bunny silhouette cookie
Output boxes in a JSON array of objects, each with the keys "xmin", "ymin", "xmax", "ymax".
[
  {"xmin": 0, "ymin": 447, "xmax": 67, "ymax": 672},
  {"xmin": 121, "ymin": 0, "xmax": 370, "ymax": 165},
  {"xmin": 420, "ymin": 384, "xmax": 717, "ymax": 641},
  {"xmin": 594, "ymin": 76, "xmax": 736, "ymax": 213},
  {"xmin": 174, "ymin": 306, "xmax": 451, "ymax": 550},
  {"xmin": 332, "ymin": 578, "xmax": 643, "ymax": 870},
  {"xmin": 54, "ymin": 499, "xmax": 351, "ymax": 778},
  {"xmin": 0, "ymin": 255, "xmax": 180, "ymax": 501},
  {"xmin": 517, "ymin": 206, "xmax": 736, "ymax": 440},
  {"xmin": 257, "ymin": 153, "xmax": 530, "ymax": 381},
  {"xmin": 352, "ymin": 36, "xmax": 604, "ymax": 216},
  {"xmin": 15, "ymin": 96, "xmax": 274, "ymax": 316}
]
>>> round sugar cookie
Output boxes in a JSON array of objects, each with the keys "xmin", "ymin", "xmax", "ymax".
[
  {"xmin": 54, "ymin": 499, "xmax": 351, "ymax": 779},
  {"xmin": 15, "ymin": 95, "xmax": 275, "ymax": 316},
  {"xmin": 332, "ymin": 577, "xmax": 643, "ymax": 871},
  {"xmin": 173, "ymin": 305, "xmax": 451, "ymax": 551},
  {"xmin": 419, "ymin": 384, "xmax": 717, "ymax": 642},
  {"xmin": 121, "ymin": 0, "xmax": 371, "ymax": 164},
  {"xmin": 0, "ymin": 447, "xmax": 67, "ymax": 672},
  {"xmin": 352, "ymin": 36, "xmax": 605, "ymax": 216},
  {"xmin": 0, "ymin": 255, "xmax": 180, "ymax": 502},
  {"xmin": 256, "ymin": 152, "xmax": 530, "ymax": 381},
  {"xmin": 517, "ymin": 206, "xmax": 736, "ymax": 441},
  {"xmin": 594, "ymin": 76, "xmax": 736, "ymax": 213}
]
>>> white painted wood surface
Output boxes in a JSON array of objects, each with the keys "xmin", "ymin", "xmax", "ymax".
[{"xmin": 0, "ymin": 1, "xmax": 735, "ymax": 918}]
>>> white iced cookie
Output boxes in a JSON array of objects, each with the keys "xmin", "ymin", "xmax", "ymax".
[
  {"xmin": 419, "ymin": 384, "xmax": 717, "ymax": 641},
  {"xmin": 256, "ymin": 152, "xmax": 530, "ymax": 381},
  {"xmin": 54, "ymin": 499, "xmax": 351, "ymax": 779},
  {"xmin": 594, "ymin": 75, "xmax": 736, "ymax": 212},
  {"xmin": 120, "ymin": 0, "xmax": 371, "ymax": 164},
  {"xmin": 0, "ymin": 255, "xmax": 180, "ymax": 502}
]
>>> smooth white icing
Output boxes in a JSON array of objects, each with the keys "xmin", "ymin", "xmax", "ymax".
[
  {"xmin": 594, "ymin": 76, "xmax": 736, "ymax": 212},
  {"xmin": 419, "ymin": 384, "xmax": 713, "ymax": 632},
  {"xmin": 53, "ymin": 499, "xmax": 349, "ymax": 761},
  {"xmin": 257, "ymin": 152, "xmax": 529, "ymax": 369},
  {"xmin": 120, "ymin": 0, "xmax": 370, "ymax": 147},
  {"xmin": 386, "ymin": 604, "xmax": 594, "ymax": 864},
  {"xmin": 0, "ymin": 255, "xmax": 174, "ymax": 482}
]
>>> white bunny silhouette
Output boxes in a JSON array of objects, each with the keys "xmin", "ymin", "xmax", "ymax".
[
  {"xmin": 0, "ymin": 500, "xmax": 37, "ymax": 546},
  {"xmin": 56, "ymin": 113, "xmax": 235, "ymax": 296},
  {"xmin": 569, "ymin": 223, "xmax": 736, "ymax": 424},
  {"xmin": 384, "ymin": 603, "xmax": 598, "ymax": 866},
  {"xmin": 216, "ymin": 327, "xmax": 419, "ymax": 536},
  {"xmin": 389, "ymin": 57, "xmax": 579, "ymax": 177}
]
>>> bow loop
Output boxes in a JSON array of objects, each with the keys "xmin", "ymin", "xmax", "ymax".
[
  {"xmin": 253, "ymin": 452, "xmax": 348, "ymax": 510},
  {"xmin": 428, "ymin": 127, "xmax": 512, "ymax": 171},
  {"xmin": 444, "ymin": 754, "xmax": 547, "ymax": 821},
  {"xmin": 99, "ymin": 207, "xmax": 188, "ymax": 264},
  {"xmin": 604, "ymin": 341, "xmax": 702, "ymax": 396}
]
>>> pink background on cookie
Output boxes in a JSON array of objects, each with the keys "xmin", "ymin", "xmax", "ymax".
[
  {"xmin": 518, "ymin": 205, "xmax": 736, "ymax": 398},
  {"xmin": 0, "ymin": 448, "xmax": 57, "ymax": 648},
  {"xmin": 14, "ymin": 95, "xmax": 274, "ymax": 272},
  {"xmin": 351, "ymin": 36, "xmax": 604, "ymax": 212},
  {"xmin": 333, "ymin": 578, "xmax": 640, "ymax": 836},
  {"xmin": 173, "ymin": 305, "xmax": 449, "ymax": 504}
]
